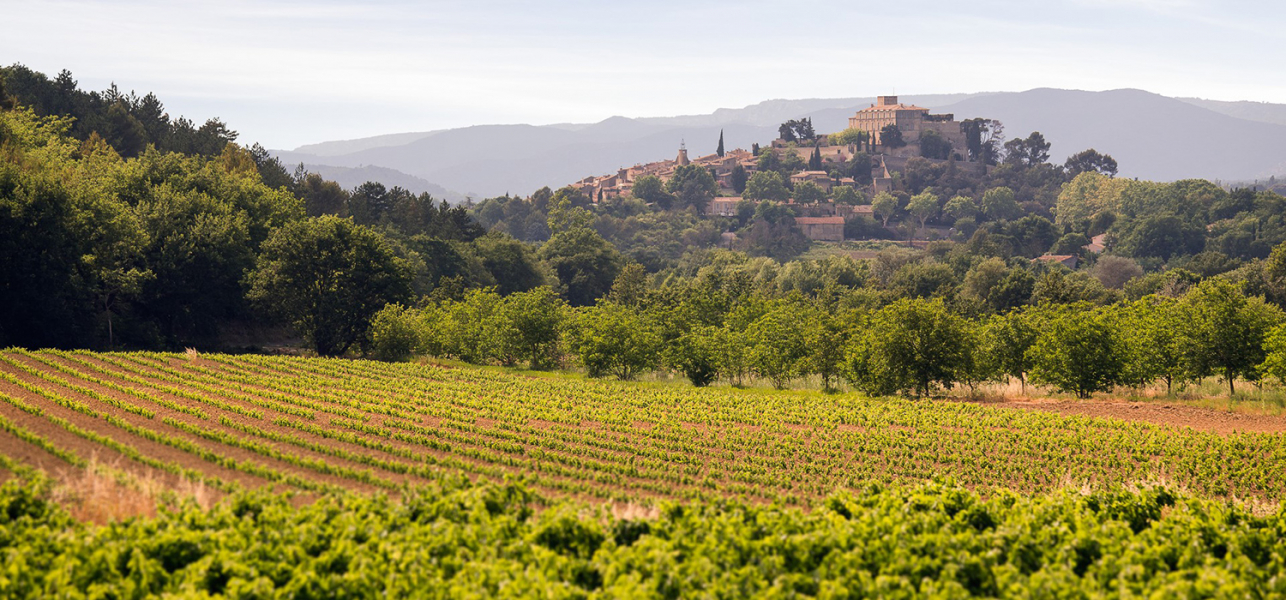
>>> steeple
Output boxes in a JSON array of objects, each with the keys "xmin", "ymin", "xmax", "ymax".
[{"xmin": 676, "ymin": 140, "xmax": 690, "ymax": 166}]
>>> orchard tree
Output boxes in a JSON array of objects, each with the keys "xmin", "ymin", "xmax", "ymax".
[
  {"xmin": 746, "ymin": 303, "xmax": 810, "ymax": 388},
  {"xmin": 497, "ymin": 286, "xmax": 566, "ymax": 369},
  {"xmin": 1177, "ymin": 279, "xmax": 1283, "ymax": 395},
  {"xmin": 568, "ymin": 302, "xmax": 661, "ymax": 379},
  {"xmin": 1028, "ymin": 304, "xmax": 1123, "ymax": 398},
  {"xmin": 845, "ymin": 298, "xmax": 974, "ymax": 398},
  {"xmin": 981, "ymin": 309, "xmax": 1039, "ymax": 394},
  {"xmin": 665, "ymin": 325, "xmax": 722, "ymax": 386},
  {"xmin": 805, "ymin": 312, "xmax": 850, "ymax": 391},
  {"xmin": 247, "ymin": 215, "xmax": 413, "ymax": 357},
  {"xmin": 1117, "ymin": 296, "xmax": 1185, "ymax": 394}
]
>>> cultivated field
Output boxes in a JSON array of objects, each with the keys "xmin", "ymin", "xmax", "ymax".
[{"xmin": 1, "ymin": 349, "xmax": 1284, "ymax": 505}]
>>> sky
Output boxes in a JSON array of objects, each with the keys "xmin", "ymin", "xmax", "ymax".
[{"xmin": 3, "ymin": 0, "xmax": 1284, "ymax": 150}]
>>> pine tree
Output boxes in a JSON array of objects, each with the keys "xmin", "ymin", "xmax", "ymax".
[{"xmin": 716, "ymin": 130, "xmax": 725, "ymax": 157}]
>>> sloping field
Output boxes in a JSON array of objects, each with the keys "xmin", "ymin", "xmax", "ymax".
[{"xmin": 1, "ymin": 349, "xmax": 1284, "ymax": 504}]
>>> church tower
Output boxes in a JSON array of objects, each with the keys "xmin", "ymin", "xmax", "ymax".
[{"xmin": 676, "ymin": 140, "xmax": 690, "ymax": 166}]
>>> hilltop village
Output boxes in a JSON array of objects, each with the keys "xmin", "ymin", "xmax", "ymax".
[{"xmin": 569, "ymin": 96, "xmax": 988, "ymax": 242}]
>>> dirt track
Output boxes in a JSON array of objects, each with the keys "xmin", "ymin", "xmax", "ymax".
[{"xmin": 987, "ymin": 399, "xmax": 1286, "ymax": 435}]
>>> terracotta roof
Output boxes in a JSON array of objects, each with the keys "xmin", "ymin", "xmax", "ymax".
[
  {"xmin": 857, "ymin": 103, "xmax": 929, "ymax": 113},
  {"xmin": 1034, "ymin": 255, "xmax": 1078, "ymax": 264}
]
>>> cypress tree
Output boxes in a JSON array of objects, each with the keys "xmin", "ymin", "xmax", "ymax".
[
  {"xmin": 809, "ymin": 144, "xmax": 822, "ymax": 170},
  {"xmin": 716, "ymin": 130, "xmax": 725, "ymax": 157}
]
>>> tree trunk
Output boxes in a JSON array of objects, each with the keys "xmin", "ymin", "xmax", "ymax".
[{"xmin": 1227, "ymin": 369, "xmax": 1235, "ymax": 397}]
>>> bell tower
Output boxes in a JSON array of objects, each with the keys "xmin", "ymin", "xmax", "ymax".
[{"xmin": 676, "ymin": 140, "xmax": 690, "ymax": 166}]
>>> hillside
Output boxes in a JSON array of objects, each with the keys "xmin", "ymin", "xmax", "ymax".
[
  {"xmin": 275, "ymin": 89, "xmax": 1286, "ymax": 197},
  {"xmin": 940, "ymin": 88, "xmax": 1286, "ymax": 182},
  {"xmin": 298, "ymin": 163, "xmax": 467, "ymax": 202}
]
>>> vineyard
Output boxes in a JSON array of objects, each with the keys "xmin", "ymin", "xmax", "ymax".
[
  {"xmin": 3, "ymin": 349, "xmax": 1286, "ymax": 597},
  {"xmin": 1, "ymin": 349, "xmax": 1284, "ymax": 503}
]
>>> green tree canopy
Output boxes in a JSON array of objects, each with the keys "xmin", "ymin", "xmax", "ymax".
[
  {"xmin": 845, "ymin": 298, "xmax": 974, "ymax": 397},
  {"xmin": 246, "ymin": 215, "xmax": 413, "ymax": 357}
]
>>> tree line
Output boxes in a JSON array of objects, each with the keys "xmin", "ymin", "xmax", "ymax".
[{"xmin": 371, "ymin": 261, "xmax": 1286, "ymax": 398}]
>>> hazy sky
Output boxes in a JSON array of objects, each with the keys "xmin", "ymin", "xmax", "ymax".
[{"xmin": 3, "ymin": 0, "xmax": 1283, "ymax": 149}]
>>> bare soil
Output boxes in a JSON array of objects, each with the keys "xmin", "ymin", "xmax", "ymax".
[{"xmin": 983, "ymin": 398, "xmax": 1286, "ymax": 435}]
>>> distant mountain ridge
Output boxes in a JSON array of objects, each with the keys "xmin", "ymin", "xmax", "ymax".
[{"xmin": 272, "ymin": 90, "xmax": 1286, "ymax": 199}]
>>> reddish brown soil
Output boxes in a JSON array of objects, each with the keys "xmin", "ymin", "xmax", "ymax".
[{"xmin": 984, "ymin": 399, "xmax": 1286, "ymax": 435}]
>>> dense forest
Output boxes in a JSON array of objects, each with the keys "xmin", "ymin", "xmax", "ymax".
[{"xmin": 5, "ymin": 63, "xmax": 1286, "ymax": 398}]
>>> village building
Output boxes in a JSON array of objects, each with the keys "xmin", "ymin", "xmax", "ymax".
[
  {"xmin": 1033, "ymin": 254, "xmax": 1079, "ymax": 269},
  {"xmin": 795, "ymin": 216, "xmax": 845, "ymax": 242},
  {"xmin": 848, "ymin": 95, "xmax": 968, "ymax": 158},
  {"xmin": 707, "ymin": 197, "xmax": 742, "ymax": 217},
  {"xmin": 789, "ymin": 170, "xmax": 835, "ymax": 191},
  {"xmin": 1083, "ymin": 233, "xmax": 1108, "ymax": 254}
]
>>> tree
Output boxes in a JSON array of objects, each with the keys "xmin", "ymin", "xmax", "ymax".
[
  {"xmin": 746, "ymin": 303, "xmax": 810, "ymax": 388},
  {"xmin": 1003, "ymin": 132, "xmax": 1051, "ymax": 167},
  {"xmin": 847, "ymin": 151, "xmax": 873, "ymax": 185},
  {"xmin": 919, "ymin": 129, "xmax": 952, "ymax": 160},
  {"xmin": 631, "ymin": 174, "xmax": 672, "ymax": 209},
  {"xmin": 778, "ymin": 118, "xmax": 815, "ymax": 142},
  {"xmin": 496, "ymin": 287, "xmax": 566, "ymax": 369},
  {"xmin": 607, "ymin": 263, "xmax": 648, "ymax": 307},
  {"xmin": 981, "ymin": 186, "xmax": 1020, "ymax": 221},
  {"xmin": 1117, "ymin": 297, "xmax": 1185, "ymax": 394},
  {"xmin": 1064, "ymin": 149, "xmax": 1119, "ymax": 177},
  {"xmin": 368, "ymin": 303, "xmax": 425, "ymax": 362},
  {"xmin": 1091, "ymin": 255, "xmax": 1143, "ymax": 290},
  {"xmin": 716, "ymin": 129, "xmax": 725, "ymax": 157},
  {"xmin": 1177, "ymin": 279, "xmax": 1282, "ymax": 396},
  {"xmin": 246, "ymin": 216, "xmax": 413, "ymax": 357},
  {"xmin": 943, "ymin": 195, "xmax": 979, "ymax": 221},
  {"xmin": 808, "ymin": 145, "xmax": 823, "ymax": 170},
  {"xmin": 666, "ymin": 325, "xmax": 722, "ymax": 386},
  {"xmin": 538, "ymin": 225, "xmax": 624, "ymax": 307},
  {"xmin": 665, "ymin": 164, "xmax": 718, "ymax": 210},
  {"xmin": 298, "ymin": 172, "xmax": 348, "ymax": 216},
  {"xmin": 982, "ymin": 309, "xmax": 1038, "ymax": 393},
  {"xmin": 793, "ymin": 181, "xmax": 826, "ymax": 204},
  {"xmin": 879, "ymin": 124, "xmax": 905, "ymax": 148},
  {"xmin": 907, "ymin": 191, "xmax": 939, "ymax": 239},
  {"xmin": 832, "ymin": 186, "xmax": 861, "ymax": 205},
  {"xmin": 828, "ymin": 128, "xmax": 868, "ymax": 147},
  {"xmin": 568, "ymin": 302, "xmax": 661, "ymax": 379},
  {"xmin": 744, "ymin": 171, "xmax": 789, "ymax": 201},
  {"xmin": 730, "ymin": 164, "xmax": 748, "ymax": 194},
  {"xmin": 1028, "ymin": 304, "xmax": 1124, "ymax": 398},
  {"xmin": 846, "ymin": 298, "xmax": 974, "ymax": 398},
  {"xmin": 804, "ymin": 312, "xmax": 849, "ymax": 391},
  {"xmin": 961, "ymin": 118, "xmax": 1002, "ymax": 165},
  {"xmin": 1257, "ymin": 323, "xmax": 1286, "ymax": 386},
  {"xmin": 872, "ymin": 191, "xmax": 899, "ymax": 228}
]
